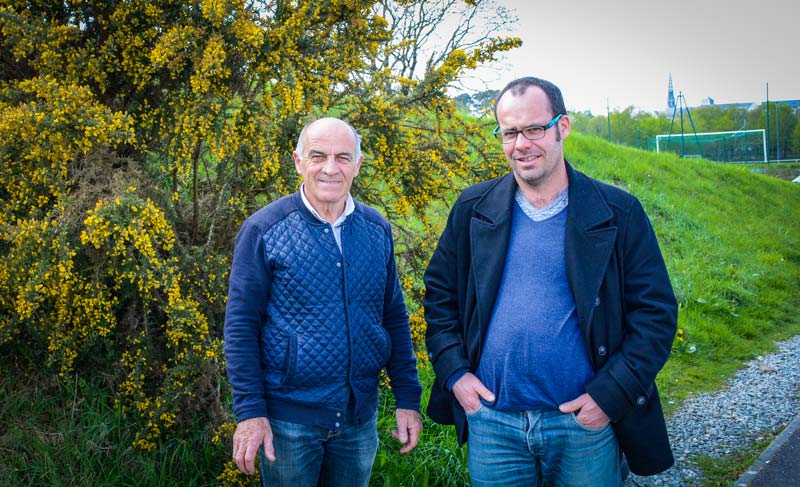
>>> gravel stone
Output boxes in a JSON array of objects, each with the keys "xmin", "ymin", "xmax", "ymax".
[{"xmin": 626, "ymin": 335, "xmax": 800, "ymax": 487}]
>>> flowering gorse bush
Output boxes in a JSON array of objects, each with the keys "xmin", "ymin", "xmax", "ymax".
[{"xmin": 1, "ymin": 0, "xmax": 519, "ymax": 483}]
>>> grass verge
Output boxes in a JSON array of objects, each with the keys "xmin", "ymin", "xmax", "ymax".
[
  {"xmin": 693, "ymin": 432, "xmax": 777, "ymax": 487},
  {"xmin": 0, "ymin": 363, "xmax": 225, "ymax": 487}
]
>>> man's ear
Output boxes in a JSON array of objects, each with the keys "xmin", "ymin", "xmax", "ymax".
[
  {"xmin": 293, "ymin": 151, "xmax": 303, "ymax": 175},
  {"xmin": 558, "ymin": 114, "xmax": 572, "ymax": 140},
  {"xmin": 353, "ymin": 154, "xmax": 363, "ymax": 177}
]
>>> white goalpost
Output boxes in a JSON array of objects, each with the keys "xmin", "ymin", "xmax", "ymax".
[{"xmin": 655, "ymin": 129, "xmax": 767, "ymax": 163}]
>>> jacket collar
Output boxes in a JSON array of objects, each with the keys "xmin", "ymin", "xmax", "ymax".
[
  {"xmin": 564, "ymin": 162, "xmax": 617, "ymax": 339},
  {"xmin": 469, "ymin": 173, "xmax": 517, "ymax": 336},
  {"xmin": 565, "ymin": 162, "xmax": 614, "ymax": 231},
  {"xmin": 291, "ymin": 189, "xmax": 358, "ymax": 227},
  {"xmin": 473, "ymin": 172, "xmax": 517, "ymax": 225},
  {"xmin": 471, "ymin": 161, "xmax": 615, "ymax": 227}
]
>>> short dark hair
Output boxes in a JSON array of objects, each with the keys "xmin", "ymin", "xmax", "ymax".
[{"xmin": 494, "ymin": 77, "xmax": 567, "ymax": 122}]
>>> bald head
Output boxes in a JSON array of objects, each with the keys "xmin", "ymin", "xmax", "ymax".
[{"xmin": 295, "ymin": 117, "xmax": 362, "ymax": 162}]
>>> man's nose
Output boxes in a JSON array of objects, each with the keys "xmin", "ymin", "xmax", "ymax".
[
  {"xmin": 513, "ymin": 132, "xmax": 535, "ymax": 150},
  {"xmin": 321, "ymin": 155, "xmax": 339, "ymax": 172}
]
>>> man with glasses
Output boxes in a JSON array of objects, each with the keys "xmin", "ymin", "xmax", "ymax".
[{"xmin": 424, "ymin": 77, "xmax": 677, "ymax": 486}]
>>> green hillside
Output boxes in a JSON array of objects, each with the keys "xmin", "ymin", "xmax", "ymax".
[{"xmin": 565, "ymin": 132, "xmax": 800, "ymax": 406}]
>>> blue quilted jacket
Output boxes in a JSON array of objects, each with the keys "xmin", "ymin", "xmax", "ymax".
[{"xmin": 224, "ymin": 191, "xmax": 421, "ymax": 428}]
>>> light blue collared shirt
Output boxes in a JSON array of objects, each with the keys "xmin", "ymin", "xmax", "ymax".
[{"xmin": 299, "ymin": 183, "xmax": 355, "ymax": 252}]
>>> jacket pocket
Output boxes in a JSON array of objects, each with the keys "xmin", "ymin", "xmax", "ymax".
[
  {"xmin": 356, "ymin": 323, "xmax": 391, "ymax": 378},
  {"xmin": 374, "ymin": 324, "xmax": 391, "ymax": 366},
  {"xmin": 262, "ymin": 328, "xmax": 296, "ymax": 387},
  {"xmin": 279, "ymin": 334, "xmax": 297, "ymax": 385}
]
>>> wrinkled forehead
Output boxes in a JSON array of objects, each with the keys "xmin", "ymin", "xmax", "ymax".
[{"xmin": 301, "ymin": 119, "xmax": 359, "ymax": 155}]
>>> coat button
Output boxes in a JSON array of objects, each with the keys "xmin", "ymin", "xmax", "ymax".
[
  {"xmin": 636, "ymin": 396, "xmax": 646, "ymax": 406},
  {"xmin": 597, "ymin": 345, "xmax": 607, "ymax": 356},
  {"xmin": 594, "ymin": 297, "xmax": 601, "ymax": 307},
  {"xmin": 336, "ymin": 262, "xmax": 341, "ymax": 267}
]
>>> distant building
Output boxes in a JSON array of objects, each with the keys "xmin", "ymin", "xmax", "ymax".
[
  {"xmin": 698, "ymin": 101, "xmax": 759, "ymax": 111},
  {"xmin": 773, "ymin": 99, "xmax": 800, "ymax": 111},
  {"xmin": 661, "ymin": 75, "xmax": 799, "ymax": 115},
  {"xmin": 692, "ymin": 100, "xmax": 799, "ymax": 112}
]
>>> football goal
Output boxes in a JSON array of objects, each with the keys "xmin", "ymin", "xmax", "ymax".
[{"xmin": 654, "ymin": 129, "xmax": 767, "ymax": 163}]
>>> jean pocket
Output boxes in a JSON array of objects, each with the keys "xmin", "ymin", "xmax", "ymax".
[
  {"xmin": 568, "ymin": 411, "xmax": 610, "ymax": 432},
  {"xmin": 464, "ymin": 403, "xmax": 485, "ymax": 417}
]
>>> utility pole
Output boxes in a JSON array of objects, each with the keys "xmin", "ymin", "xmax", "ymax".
[
  {"xmin": 765, "ymin": 82, "xmax": 770, "ymax": 162},
  {"xmin": 606, "ymin": 98, "xmax": 611, "ymax": 142},
  {"xmin": 679, "ymin": 91, "xmax": 685, "ymax": 157},
  {"xmin": 775, "ymin": 103, "xmax": 780, "ymax": 161}
]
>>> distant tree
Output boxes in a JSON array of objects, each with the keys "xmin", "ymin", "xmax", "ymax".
[
  {"xmin": 691, "ymin": 106, "xmax": 738, "ymax": 133},
  {"xmin": 771, "ymin": 103, "xmax": 797, "ymax": 160},
  {"xmin": 609, "ymin": 107, "xmax": 640, "ymax": 147},
  {"xmin": 570, "ymin": 110, "xmax": 605, "ymax": 139},
  {"xmin": 372, "ymin": 0, "xmax": 518, "ymax": 87},
  {"xmin": 791, "ymin": 116, "xmax": 800, "ymax": 158},
  {"xmin": 453, "ymin": 92, "xmax": 474, "ymax": 113},
  {"xmin": 749, "ymin": 103, "xmax": 799, "ymax": 160},
  {"xmin": 471, "ymin": 88, "xmax": 500, "ymax": 117}
]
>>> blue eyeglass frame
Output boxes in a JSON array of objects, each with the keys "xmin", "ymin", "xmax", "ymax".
[{"xmin": 493, "ymin": 114, "xmax": 564, "ymax": 143}]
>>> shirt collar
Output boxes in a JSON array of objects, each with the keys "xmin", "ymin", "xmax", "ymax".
[
  {"xmin": 299, "ymin": 183, "xmax": 355, "ymax": 227},
  {"xmin": 515, "ymin": 187, "xmax": 569, "ymax": 222}
]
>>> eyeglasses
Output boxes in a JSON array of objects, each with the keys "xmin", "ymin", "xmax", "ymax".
[{"xmin": 493, "ymin": 114, "xmax": 563, "ymax": 144}]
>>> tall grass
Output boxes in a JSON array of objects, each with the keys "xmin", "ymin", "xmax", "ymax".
[
  {"xmin": 372, "ymin": 365, "xmax": 469, "ymax": 487},
  {"xmin": 0, "ymin": 362, "xmax": 224, "ymax": 486}
]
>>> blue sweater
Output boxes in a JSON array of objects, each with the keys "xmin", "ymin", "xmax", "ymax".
[
  {"xmin": 476, "ymin": 202, "xmax": 594, "ymax": 411},
  {"xmin": 223, "ymin": 191, "xmax": 421, "ymax": 428}
]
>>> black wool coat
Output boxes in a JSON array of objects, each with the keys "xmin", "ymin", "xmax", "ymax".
[{"xmin": 424, "ymin": 163, "xmax": 678, "ymax": 476}]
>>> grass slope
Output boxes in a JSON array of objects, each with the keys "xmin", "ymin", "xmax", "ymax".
[{"xmin": 566, "ymin": 133, "xmax": 800, "ymax": 410}]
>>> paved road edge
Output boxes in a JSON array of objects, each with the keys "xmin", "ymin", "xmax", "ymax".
[{"xmin": 733, "ymin": 412, "xmax": 800, "ymax": 487}]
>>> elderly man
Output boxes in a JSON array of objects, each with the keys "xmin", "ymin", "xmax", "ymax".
[
  {"xmin": 424, "ymin": 77, "xmax": 678, "ymax": 486},
  {"xmin": 224, "ymin": 117, "xmax": 422, "ymax": 487}
]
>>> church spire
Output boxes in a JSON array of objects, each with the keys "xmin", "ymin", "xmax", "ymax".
[{"xmin": 667, "ymin": 73, "xmax": 676, "ymax": 110}]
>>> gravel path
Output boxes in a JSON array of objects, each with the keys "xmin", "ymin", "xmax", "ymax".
[{"xmin": 627, "ymin": 334, "xmax": 800, "ymax": 487}]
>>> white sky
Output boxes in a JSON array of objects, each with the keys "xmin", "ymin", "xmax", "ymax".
[{"xmin": 469, "ymin": 0, "xmax": 799, "ymax": 114}]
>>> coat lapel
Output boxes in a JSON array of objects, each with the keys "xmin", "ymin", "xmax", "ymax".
[
  {"xmin": 471, "ymin": 174, "xmax": 516, "ymax": 336},
  {"xmin": 564, "ymin": 164, "xmax": 617, "ymax": 334}
]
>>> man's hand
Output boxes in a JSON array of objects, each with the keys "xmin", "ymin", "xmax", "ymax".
[
  {"xmin": 559, "ymin": 393, "xmax": 610, "ymax": 429},
  {"xmin": 392, "ymin": 408, "xmax": 423, "ymax": 454},
  {"xmin": 232, "ymin": 416, "xmax": 274, "ymax": 475},
  {"xmin": 452, "ymin": 372, "xmax": 495, "ymax": 413}
]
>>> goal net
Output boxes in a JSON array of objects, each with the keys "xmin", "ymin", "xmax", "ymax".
[{"xmin": 654, "ymin": 129, "xmax": 766, "ymax": 163}]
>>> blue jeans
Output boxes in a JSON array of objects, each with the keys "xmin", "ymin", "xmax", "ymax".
[
  {"xmin": 259, "ymin": 414, "xmax": 378, "ymax": 487},
  {"xmin": 466, "ymin": 406, "xmax": 621, "ymax": 487}
]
